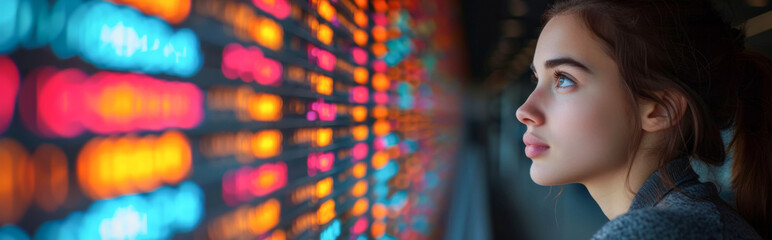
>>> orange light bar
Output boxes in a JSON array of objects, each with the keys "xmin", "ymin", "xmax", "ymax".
[
  {"xmin": 316, "ymin": 177, "xmax": 333, "ymax": 198},
  {"xmin": 317, "ymin": 24, "xmax": 334, "ymax": 45},
  {"xmin": 373, "ymin": 120, "xmax": 391, "ymax": 136},
  {"xmin": 317, "ymin": 199, "xmax": 336, "ymax": 225},
  {"xmin": 354, "ymin": 11, "xmax": 368, "ymax": 28},
  {"xmin": 0, "ymin": 138, "xmax": 34, "ymax": 225},
  {"xmin": 352, "ymin": 162, "xmax": 367, "ymax": 178},
  {"xmin": 354, "ymin": 67, "xmax": 369, "ymax": 84},
  {"xmin": 248, "ymin": 93, "xmax": 283, "ymax": 121},
  {"xmin": 317, "ymin": 0, "xmax": 336, "ymax": 21},
  {"xmin": 250, "ymin": 199, "xmax": 281, "ymax": 234},
  {"xmin": 352, "ymin": 180, "xmax": 368, "ymax": 197},
  {"xmin": 32, "ymin": 144, "xmax": 69, "ymax": 212},
  {"xmin": 77, "ymin": 131, "xmax": 192, "ymax": 199},
  {"xmin": 351, "ymin": 198, "xmax": 369, "ymax": 216},
  {"xmin": 352, "ymin": 106, "xmax": 368, "ymax": 122},
  {"xmin": 353, "ymin": 30, "xmax": 368, "ymax": 47},
  {"xmin": 372, "ymin": 73, "xmax": 390, "ymax": 91},
  {"xmin": 316, "ymin": 128, "xmax": 333, "ymax": 147},
  {"xmin": 251, "ymin": 130, "xmax": 283, "ymax": 159},
  {"xmin": 111, "ymin": 0, "xmax": 191, "ymax": 24},
  {"xmin": 352, "ymin": 125, "xmax": 369, "ymax": 141}
]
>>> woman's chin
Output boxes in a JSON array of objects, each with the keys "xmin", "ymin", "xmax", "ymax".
[{"xmin": 529, "ymin": 162, "xmax": 568, "ymax": 186}]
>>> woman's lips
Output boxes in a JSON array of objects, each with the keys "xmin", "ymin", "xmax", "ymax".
[
  {"xmin": 525, "ymin": 145, "xmax": 550, "ymax": 158},
  {"xmin": 523, "ymin": 133, "xmax": 549, "ymax": 158}
]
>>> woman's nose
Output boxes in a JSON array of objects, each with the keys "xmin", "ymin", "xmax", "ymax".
[{"xmin": 516, "ymin": 97, "xmax": 543, "ymax": 126}]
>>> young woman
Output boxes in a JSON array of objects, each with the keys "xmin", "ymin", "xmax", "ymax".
[{"xmin": 515, "ymin": 0, "xmax": 771, "ymax": 238}]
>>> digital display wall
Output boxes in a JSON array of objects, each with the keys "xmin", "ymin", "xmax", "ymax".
[{"xmin": 0, "ymin": 0, "xmax": 465, "ymax": 239}]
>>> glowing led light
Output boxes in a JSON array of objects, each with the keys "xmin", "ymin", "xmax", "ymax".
[
  {"xmin": 353, "ymin": 30, "xmax": 368, "ymax": 46},
  {"xmin": 373, "ymin": 105, "xmax": 388, "ymax": 119},
  {"xmin": 316, "ymin": 128, "xmax": 333, "ymax": 147},
  {"xmin": 372, "ymin": 43, "xmax": 388, "ymax": 57},
  {"xmin": 352, "ymin": 47, "xmax": 368, "ymax": 65},
  {"xmin": 352, "ymin": 105, "xmax": 368, "ymax": 122},
  {"xmin": 316, "ymin": 177, "xmax": 333, "ymax": 198},
  {"xmin": 373, "ymin": 60, "xmax": 388, "ymax": 73},
  {"xmin": 0, "ymin": 138, "xmax": 34, "ymax": 225},
  {"xmin": 354, "ymin": 11, "xmax": 368, "ymax": 27},
  {"xmin": 253, "ymin": 0, "xmax": 291, "ymax": 19},
  {"xmin": 20, "ymin": 68, "xmax": 204, "ymax": 137},
  {"xmin": 35, "ymin": 181, "xmax": 203, "ymax": 240},
  {"xmin": 317, "ymin": 199, "xmax": 335, "ymax": 225},
  {"xmin": 63, "ymin": 1, "xmax": 202, "ymax": 76},
  {"xmin": 222, "ymin": 43, "xmax": 283, "ymax": 86},
  {"xmin": 254, "ymin": 18, "xmax": 284, "ymax": 50},
  {"xmin": 373, "ymin": 161, "xmax": 398, "ymax": 182},
  {"xmin": 251, "ymin": 130, "xmax": 283, "ymax": 158},
  {"xmin": 374, "ymin": 91, "xmax": 389, "ymax": 104},
  {"xmin": 371, "ymin": 220, "xmax": 386, "ymax": 238},
  {"xmin": 350, "ymin": 86, "xmax": 369, "ymax": 104},
  {"xmin": 372, "ymin": 73, "xmax": 391, "ymax": 91},
  {"xmin": 373, "ymin": 120, "xmax": 391, "ymax": 136},
  {"xmin": 317, "ymin": 24, "xmax": 333, "ymax": 45},
  {"xmin": 372, "ymin": 26, "xmax": 388, "ymax": 42},
  {"xmin": 371, "ymin": 151, "xmax": 389, "ymax": 170},
  {"xmin": 372, "ymin": 203, "xmax": 388, "ymax": 220},
  {"xmin": 352, "ymin": 125, "xmax": 369, "ymax": 141},
  {"xmin": 354, "ymin": 67, "xmax": 369, "ymax": 84},
  {"xmin": 352, "ymin": 180, "xmax": 368, "ymax": 197},
  {"xmin": 110, "ymin": 0, "xmax": 191, "ymax": 24},
  {"xmin": 248, "ymin": 93, "xmax": 283, "ymax": 121},
  {"xmin": 317, "ymin": 0, "xmax": 336, "ymax": 21},
  {"xmin": 77, "ymin": 131, "xmax": 192, "ymax": 199},
  {"xmin": 373, "ymin": 0, "xmax": 388, "ymax": 12},
  {"xmin": 354, "ymin": 0, "xmax": 367, "ymax": 8},
  {"xmin": 351, "ymin": 217, "xmax": 368, "ymax": 234},
  {"xmin": 0, "ymin": 0, "xmax": 19, "ymax": 53},
  {"xmin": 308, "ymin": 46, "xmax": 336, "ymax": 71},
  {"xmin": 320, "ymin": 219, "xmax": 341, "ymax": 240},
  {"xmin": 223, "ymin": 162, "xmax": 287, "ymax": 205},
  {"xmin": 308, "ymin": 99, "xmax": 337, "ymax": 121},
  {"xmin": 352, "ymin": 162, "xmax": 367, "ymax": 178},
  {"xmin": 308, "ymin": 152, "xmax": 335, "ymax": 177},
  {"xmin": 314, "ymin": 74, "xmax": 334, "ymax": 95},
  {"xmin": 351, "ymin": 198, "xmax": 369, "ymax": 216},
  {"xmin": 0, "ymin": 56, "xmax": 19, "ymax": 134},
  {"xmin": 251, "ymin": 162, "xmax": 288, "ymax": 196},
  {"xmin": 351, "ymin": 143, "xmax": 369, "ymax": 161},
  {"xmin": 0, "ymin": 225, "xmax": 29, "ymax": 240},
  {"xmin": 373, "ymin": 12, "xmax": 388, "ymax": 26},
  {"xmin": 32, "ymin": 144, "xmax": 68, "ymax": 212},
  {"xmin": 269, "ymin": 230, "xmax": 286, "ymax": 240}
]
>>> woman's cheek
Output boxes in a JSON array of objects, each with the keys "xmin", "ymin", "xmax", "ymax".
[{"xmin": 530, "ymin": 96, "xmax": 632, "ymax": 185}]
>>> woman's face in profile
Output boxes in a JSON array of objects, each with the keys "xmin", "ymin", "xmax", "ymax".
[{"xmin": 516, "ymin": 14, "xmax": 636, "ymax": 186}]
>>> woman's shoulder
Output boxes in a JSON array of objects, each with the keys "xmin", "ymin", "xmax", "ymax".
[
  {"xmin": 590, "ymin": 206, "xmax": 719, "ymax": 240},
  {"xmin": 590, "ymin": 182, "xmax": 762, "ymax": 240}
]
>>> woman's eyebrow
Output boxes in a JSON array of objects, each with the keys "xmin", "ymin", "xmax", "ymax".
[{"xmin": 530, "ymin": 57, "xmax": 593, "ymax": 74}]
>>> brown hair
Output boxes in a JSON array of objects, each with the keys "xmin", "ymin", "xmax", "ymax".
[{"xmin": 543, "ymin": 0, "xmax": 772, "ymax": 237}]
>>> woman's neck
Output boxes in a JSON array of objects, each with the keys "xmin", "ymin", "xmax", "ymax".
[{"xmin": 582, "ymin": 153, "xmax": 660, "ymax": 220}]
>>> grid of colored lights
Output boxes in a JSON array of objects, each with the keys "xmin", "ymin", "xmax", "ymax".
[{"xmin": 0, "ymin": 0, "xmax": 464, "ymax": 239}]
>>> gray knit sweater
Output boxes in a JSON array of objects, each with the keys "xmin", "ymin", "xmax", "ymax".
[{"xmin": 590, "ymin": 156, "xmax": 762, "ymax": 239}]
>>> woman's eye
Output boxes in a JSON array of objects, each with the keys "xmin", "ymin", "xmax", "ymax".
[{"xmin": 555, "ymin": 73, "xmax": 576, "ymax": 89}]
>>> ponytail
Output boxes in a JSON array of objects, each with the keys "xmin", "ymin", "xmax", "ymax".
[{"xmin": 728, "ymin": 48, "xmax": 772, "ymax": 239}]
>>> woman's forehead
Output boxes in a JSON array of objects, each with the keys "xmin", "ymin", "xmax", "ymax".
[{"xmin": 533, "ymin": 14, "xmax": 612, "ymax": 74}]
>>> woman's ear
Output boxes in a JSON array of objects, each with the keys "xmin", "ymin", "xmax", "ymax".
[{"xmin": 639, "ymin": 89, "xmax": 687, "ymax": 132}]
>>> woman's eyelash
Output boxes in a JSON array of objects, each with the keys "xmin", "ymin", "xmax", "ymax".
[
  {"xmin": 530, "ymin": 71, "xmax": 576, "ymax": 87},
  {"xmin": 553, "ymin": 71, "xmax": 576, "ymax": 88}
]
